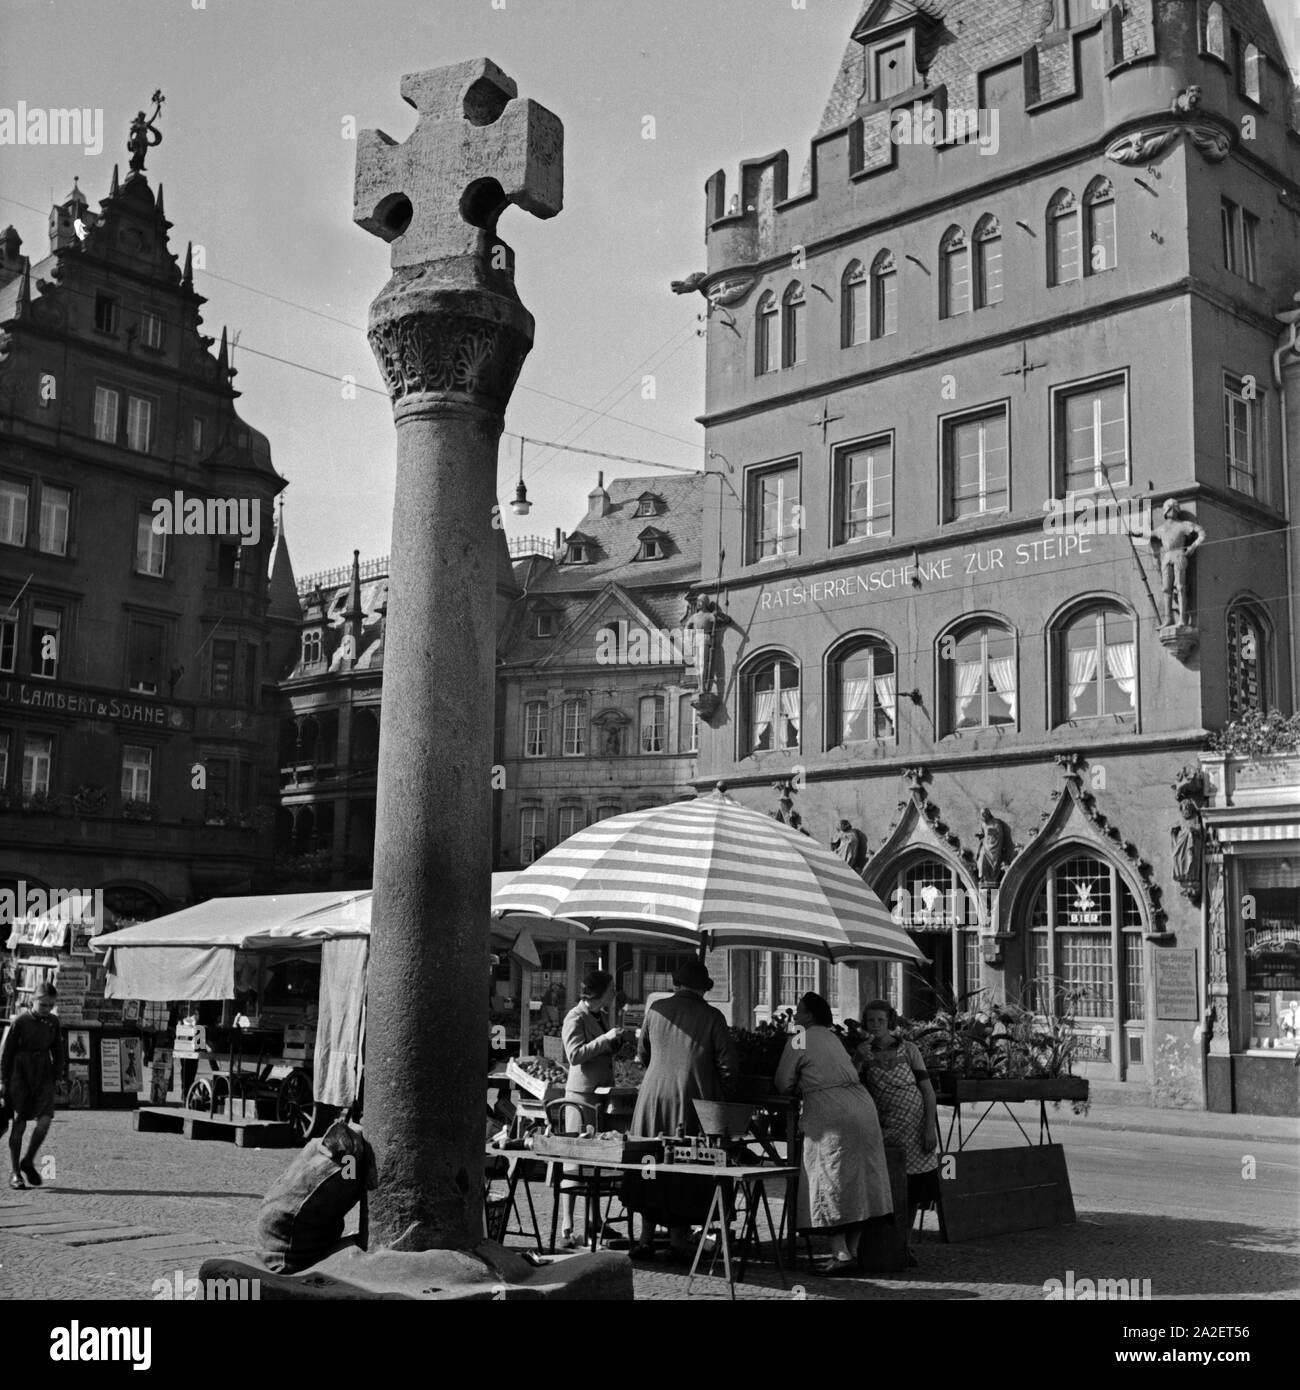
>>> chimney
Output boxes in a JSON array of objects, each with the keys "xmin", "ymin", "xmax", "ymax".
[
  {"xmin": 0, "ymin": 226, "xmax": 23, "ymax": 288},
  {"xmin": 587, "ymin": 470, "xmax": 611, "ymax": 518},
  {"xmin": 554, "ymin": 528, "xmax": 563, "ymax": 555}
]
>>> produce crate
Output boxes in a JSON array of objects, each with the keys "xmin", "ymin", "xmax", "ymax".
[
  {"xmin": 532, "ymin": 1134, "xmax": 662, "ymax": 1164},
  {"xmin": 506, "ymin": 1057, "xmax": 560, "ymax": 1099}
]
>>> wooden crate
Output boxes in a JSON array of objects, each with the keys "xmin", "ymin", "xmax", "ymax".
[
  {"xmin": 532, "ymin": 1134, "xmax": 662, "ymax": 1164},
  {"xmin": 936, "ymin": 1143, "xmax": 1076, "ymax": 1242}
]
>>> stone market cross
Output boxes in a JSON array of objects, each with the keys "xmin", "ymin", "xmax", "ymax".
[{"xmin": 354, "ymin": 58, "xmax": 563, "ymax": 268}]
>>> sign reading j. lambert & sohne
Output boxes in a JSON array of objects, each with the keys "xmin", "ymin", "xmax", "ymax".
[{"xmin": 0, "ymin": 678, "xmax": 192, "ymax": 731}]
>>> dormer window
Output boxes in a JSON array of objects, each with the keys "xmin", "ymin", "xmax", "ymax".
[
  {"xmin": 871, "ymin": 39, "xmax": 912, "ymax": 100},
  {"xmin": 563, "ymin": 531, "xmax": 596, "ymax": 565},
  {"xmin": 635, "ymin": 527, "xmax": 668, "ymax": 562},
  {"xmin": 635, "ymin": 493, "xmax": 663, "ymax": 518},
  {"xmin": 534, "ymin": 611, "xmax": 557, "ymax": 638},
  {"xmin": 854, "ymin": 1, "xmax": 936, "ymax": 106},
  {"xmin": 302, "ymin": 630, "xmax": 323, "ymax": 665}
]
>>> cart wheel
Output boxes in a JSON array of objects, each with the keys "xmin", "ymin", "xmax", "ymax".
[
  {"xmin": 186, "ymin": 1077, "xmax": 216, "ymax": 1116},
  {"xmin": 276, "ymin": 1069, "xmax": 316, "ymax": 1142}
]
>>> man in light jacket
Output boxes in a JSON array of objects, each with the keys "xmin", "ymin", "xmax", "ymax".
[{"xmin": 558, "ymin": 969, "xmax": 634, "ymax": 1247}]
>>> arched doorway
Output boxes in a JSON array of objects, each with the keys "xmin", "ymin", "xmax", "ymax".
[
  {"xmin": 1019, "ymin": 849, "xmax": 1147, "ymax": 1083},
  {"xmin": 877, "ymin": 853, "xmax": 981, "ymax": 1021}
]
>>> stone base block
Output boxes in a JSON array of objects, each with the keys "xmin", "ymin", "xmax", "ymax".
[{"xmin": 197, "ymin": 1239, "xmax": 633, "ymax": 1300}]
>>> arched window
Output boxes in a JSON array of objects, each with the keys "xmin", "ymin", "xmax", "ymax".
[
  {"xmin": 1084, "ymin": 177, "xmax": 1116, "ymax": 275},
  {"xmin": 1047, "ymin": 188, "xmax": 1081, "ymax": 286},
  {"xmin": 1028, "ymin": 853, "xmax": 1145, "ymax": 1071},
  {"xmin": 870, "ymin": 250, "xmax": 897, "ymax": 339},
  {"xmin": 1205, "ymin": 2, "xmax": 1226, "ymax": 60},
  {"xmin": 888, "ymin": 856, "xmax": 980, "ymax": 1018},
  {"xmin": 639, "ymin": 693, "xmax": 666, "ymax": 753},
  {"xmin": 781, "ymin": 283, "xmax": 806, "ymax": 367},
  {"xmin": 841, "ymin": 260, "xmax": 867, "ymax": 347},
  {"xmin": 943, "ymin": 622, "xmax": 1016, "ymax": 732},
  {"xmin": 830, "ymin": 639, "xmax": 896, "ymax": 746},
  {"xmin": 940, "ymin": 226, "xmax": 970, "ymax": 319},
  {"xmin": 743, "ymin": 655, "xmax": 800, "ymax": 751},
  {"xmin": 755, "ymin": 291, "xmax": 778, "ymax": 375},
  {"xmin": 1239, "ymin": 41, "xmax": 1261, "ymax": 103},
  {"xmin": 974, "ymin": 214, "xmax": 1003, "ymax": 307},
  {"xmin": 1056, "ymin": 604, "xmax": 1137, "ymax": 723},
  {"xmin": 1227, "ymin": 603, "xmax": 1268, "ymax": 718}
]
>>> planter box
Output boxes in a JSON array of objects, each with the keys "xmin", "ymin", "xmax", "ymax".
[{"xmin": 930, "ymin": 1074, "xmax": 1089, "ymax": 1105}]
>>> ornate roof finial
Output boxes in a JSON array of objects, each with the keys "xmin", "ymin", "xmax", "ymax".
[
  {"xmin": 182, "ymin": 240, "xmax": 193, "ymax": 288},
  {"xmin": 126, "ymin": 90, "xmax": 165, "ymax": 178}
]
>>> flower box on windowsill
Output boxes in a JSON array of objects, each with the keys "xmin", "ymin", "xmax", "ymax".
[
  {"xmin": 928, "ymin": 1073, "xmax": 1089, "ymax": 1105},
  {"xmin": 121, "ymin": 799, "xmax": 157, "ymax": 822}
]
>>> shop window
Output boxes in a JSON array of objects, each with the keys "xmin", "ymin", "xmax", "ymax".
[
  {"xmin": 870, "ymin": 251, "xmax": 898, "ymax": 339},
  {"xmin": 561, "ymin": 697, "xmax": 587, "ymax": 757},
  {"xmin": 120, "ymin": 745, "xmax": 153, "ymax": 803},
  {"xmin": 1239, "ymin": 859, "xmax": 1300, "ymax": 1051},
  {"xmin": 742, "ymin": 655, "xmax": 800, "ymax": 752},
  {"xmin": 940, "ymin": 226, "xmax": 970, "ymax": 319},
  {"xmin": 755, "ymin": 291, "xmax": 778, "ymax": 375},
  {"xmin": 834, "ymin": 435, "xmax": 892, "ymax": 542},
  {"xmin": 38, "ymin": 485, "xmax": 70, "ymax": 556},
  {"xmin": 1224, "ymin": 372, "xmax": 1259, "ymax": 498},
  {"xmin": 943, "ymin": 406, "xmax": 1008, "ymax": 520},
  {"xmin": 746, "ymin": 460, "xmax": 800, "ymax": 562},
  {"xmin": 1, "ymin": 477, "xmax": 28, "ymax": 547},
  {"xmin": 524, "ymin": 700, "xmax": 548, "ymax": 758},
  {"xmin": 1054, "ymin": 374, "xmax": 1128, "ymax": 492},
  {"xmin": 942, "ymin": 621, "xmax": 1016, "ymax": 732},
  {"xmin": 1056, "ymin": 604, "xmax": 1136, "ymax": 723},
  {"xmin": 127, "ymin": 619, "xmax": 164, "ymax": 695},
  {"xmin": 830, "ymin": 639, "xmax": 896, "ymax": 745},
  {"xmin": 841, "ymin": 260, "xmax": 866, "ymax": 347},
  {"xmin": 644, "ymin": 952, "xmax": 695, "ymax": 996},
  {"xmin": 639, "ymin": 694, "xmax": 666, "ymax": 754},
  {"xmin": 1226, "ymin": 604, "xmax": 1267, "ymax": 718},
  {"xmin": 974, "ymin": 214, "xmax": 1003, "ymax": 308},
  {"xmin": 781, "ymin": 283, "xmax": 806, "ymax": 368}
]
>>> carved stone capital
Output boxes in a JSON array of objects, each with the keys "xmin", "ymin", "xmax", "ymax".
[
  {"xmin": 1158, "ymin": 623, "xmax": 1199, "ymax": 661},
  {"xmin": 366, "ymin": 267, "xmax": 534, "ymax": 413},
  {"xmin": 1106, "ymin": 122, "xmax": 1231, "ymax": 167}
]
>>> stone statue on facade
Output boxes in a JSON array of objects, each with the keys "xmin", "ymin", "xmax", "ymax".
[
  {"xmin": 830, "ymin": 819, "xmax": 868, "ymax": 873},
  {"xmin": 975, "ymin": 807, "xmax": 1011, "ymax": 886},
  {"xmin": 1148, "ymin": 499, "xmax": 1206, "ymax": 629},
  {"xmin": 684, "ymin": 592, "xmax": 730, "ymax": 719},
  {"xmin": 127, "ymin": 91, "xmax": 165, "ymax": 176},
  {"xmin": 1170, "ymin": 797, "xmax": 1204, "ymax": 904}
]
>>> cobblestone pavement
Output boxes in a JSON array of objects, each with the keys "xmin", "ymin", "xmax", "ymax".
[{"xmin": 1, "ymin": 1107, "xmax": 1296, "ymax": 1303}]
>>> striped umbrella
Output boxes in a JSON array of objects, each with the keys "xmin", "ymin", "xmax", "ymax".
[{"xmin": 491, "ymin": 786, "xmax": 926, "ymax": 966}]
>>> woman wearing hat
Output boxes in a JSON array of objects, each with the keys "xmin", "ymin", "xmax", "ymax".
[
  {"xmin": 625, "ymin": 958, "xmax": 738, "ymax": 1261},
  {"xmin": 1, "ymin": 981, "xmax": 64, "ymax": 1189}
]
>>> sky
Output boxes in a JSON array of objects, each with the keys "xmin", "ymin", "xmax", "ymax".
[
  {"xmin": 0, "ymin": 0, "xmax": 862, "ymax": 579},
  {"xmin": 2, "ymin": 0, "xmax": 1298, "ymax": 580}
]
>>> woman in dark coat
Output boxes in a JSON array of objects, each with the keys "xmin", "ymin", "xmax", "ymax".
[
  {"xmin": 2, "ymin": 981, "xmax": 63, "ymax": 1188},
  {"xmin": 625, "ymin": 959, "xmax": 738, "ymax": 1261}
]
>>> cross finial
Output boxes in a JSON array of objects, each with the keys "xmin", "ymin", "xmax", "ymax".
[{"xmin": 353, "ymin": 58, "xmax": 563, "ymax": 269}]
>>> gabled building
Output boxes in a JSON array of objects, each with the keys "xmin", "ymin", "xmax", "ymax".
[
  {"xmin": 0, "ymin": 132, "xmax": 290, "ymax": 939},
  {"xmin": 690, "ymin": 0, "xmax": 1300, "ymax": 1109}
]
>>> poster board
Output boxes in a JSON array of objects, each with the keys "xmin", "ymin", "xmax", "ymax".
[
  {"xmin": 120, "ymin": 1037, "xmax": 143, "ymax": 1094},
  {"xmin": 99, "ymin": 1037, "xmax": 122, "ymax": 1093},
  {"xmin": 1153, "ymin": 949, "xmax": 1198, "ymax": 1021}
]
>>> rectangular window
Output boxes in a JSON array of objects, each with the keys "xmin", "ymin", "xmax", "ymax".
[
  {"xmin": 38, "ymin": 485, "xmax": 70, "ymax": 556},
  {"xmin": 21, "ymin": 733, "xmax": 52, "ymax": 798},
  {"xmin": 872, "ymin": 264, "xmax": 897, "ymax": 339},
  {"xmin": 127, "ymin": 620, "xmax": 164, "ymax": 694},
  {"xmin": 126, "ymin": 396, "xmax": 153, "ymax": 452},
  {"xmin": 845, "ymin": 275, "xmax": 866, "ymax": 346},
  {"xmin": 94, "ymin": 293, "xmax": 119, "ymax": 334},
  {"xmin": 520, "ymin": 807, "xmax": 545, "ymax": 863},
  {"xmin": 1242, "ymin": 211, "xmax": 1259, "ymax": 283},
  {"xmin": 0, "ymin": 477, "xmax": 28, "ymax": 547},
  {"xmin": 639, "ymin": 694, "xmax": 666, "ymax": 754},
  {"xmin": 977, "ymin": 235, "xmax": 1003, "ymax": 307},
  {"xmin": 1056, "ymin": 376, "xmax": 1128, "ymax": 492},
  {"xmin": 943, "ymin": 244, "xmax": 971, "ymax": 318},
  {"xmin": 944, "ymin": 408, "xmax": 1008, "ymax": 520},
  {"xmin": 836, "ymin": 437, "xmax": 893, "ymax": 542},
  {"xmin": 135, "ymin": 512, "xmax": 166, "ymax": 576},
  {"xmin": 211, "ymin": 639, "xmax": 236, "ymax": 702},
  {"xmin": 755, "ymin": 954, "xmax": 770, "ymax": 1007},
  {"xmin": 121, "ymin": 745, "xmax": 153, "ymax": 803},
  {"xmin": 94, "ymin": 386, "xmax": 119, "ymax": 443},
  {"xmin": 677, "ymin": 694, "xmax": 698, "ymax": 754},
  {"xmin": 524, "ymin": 700, "xmax": 547, "ymax": 758},
  {"xmin": 561, "ymin": 699, "xmax": 586, "ymax": 757},
  {"xmin": 141, "ymin": 310, "xmax": 164, "ymax": 350},
  {"xmin": 1059, "ymin": 932, "xmax": 1113, "ymax": 1018},
  {"xmin": 0, "ymin": 601, "xmax": 15, "ymax": 672},
  {"xmin": 31, "ymin": 606, "xmax": 60, "ymax": 678},
  {"xmin": 1224, "ymin": 373, "xmax": 1258, "ymax": 497},
  {"xmin": 1123, "ymin": 933, "xmax": 1145, "ymax": 1020},
  {"xmin": 1221, "ymin": 198, "xmax": 1239, "ymax": 274},
  {"xmin": 777, "ymin": 952, "xmax": 818, "ymax": 1007},
  {"xmin": 192, "ymin": 417, "xmax": 205, "ymax": 452},
  {"xmin": 557, "ymin": 806, "xmax": 585, "ymax": 842},
  {"xmin": 1051, "ymin": 208, "xmax": 1081, "ymax": 286},
  {"xmin": 747, "ymin": 461, "xmax": 799, "ymax": 562}
]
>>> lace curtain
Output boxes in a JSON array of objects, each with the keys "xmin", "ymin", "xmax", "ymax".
[
  {"xmin": 988, "ymin": 657, "xmax": 1016, "ymax": 719},
  {"xmin": 955, "ymin": 660, "xmax": 983, "ymax": 724},
  {"xmin": 874, "ymin": 673, "xmax": 897, "ymax": 736},
  {"xmin": 1068, "ymin": 646, "xmax": 1099, "ymax": 716},
  {"xmin": 840, "ymin": 677, "xmax": 872, "ymax": 741},
  {"xmin": 1105, "ymin": 641, "xmax": 1136, "ymax": 704},
  {"xmin": 752, "ymin": 689, "xmax": 778, "ymax": 749},
  {"xmin": 780, "ymin": 688, "xmax": 800, "ymax": 745}
]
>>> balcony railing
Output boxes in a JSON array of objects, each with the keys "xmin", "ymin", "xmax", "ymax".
[{"xmin": 280, "ymin": 761, "xmax": 338, "ymax": 789}]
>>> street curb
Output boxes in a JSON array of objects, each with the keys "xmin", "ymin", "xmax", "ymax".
[{"xmin": 972, "ymin": 1109, "xmax": 1298, "ymax": 1145}]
